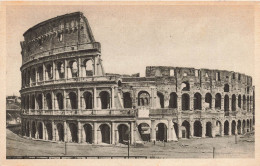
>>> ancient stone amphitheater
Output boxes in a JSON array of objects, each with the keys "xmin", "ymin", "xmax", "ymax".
[{"xmin": 20, "ymin": 12, "xmax": 255, "ymax": 144}]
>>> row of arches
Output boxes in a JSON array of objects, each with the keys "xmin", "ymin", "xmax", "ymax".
[
  {"xmin": 22, "ymin": 59, "xmax": 94, "ymax": 86},
  {"xmin": 22, "ymin": 121, "xmax": 130, "ymax": 144}
]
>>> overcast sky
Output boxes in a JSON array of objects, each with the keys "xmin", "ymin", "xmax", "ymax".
[{"xmin": 6, "ymin": 4, "xmax": 255, "ymax": 96}]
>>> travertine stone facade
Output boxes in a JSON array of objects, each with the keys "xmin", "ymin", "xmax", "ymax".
[{"xmin": 20, "ymin": 12, "xmax": 254, "ymax": 144}]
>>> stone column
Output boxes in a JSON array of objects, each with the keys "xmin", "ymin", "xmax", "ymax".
[
  {"xmin": 93, "ymin": 122, "xmax": 98, "ymax": 144},
  {"xmin": 177, "ymin": 96, "xmax": 182, "ymax": 111},
  {"xmin": 111, "ymin": 86, "xmax": 115, "ymax": 109},
  {"xmin": 43, "ymin": 64, "xmax": 46, "ymax": 81},
  {"xmin": 212, "ymin": 97, "xmax": 215, "ymax": 110},
  {"xmin": 229, "ymin": 97, "xmax": 232, "ymax": 113},
  {"xmin": 64, "ymin": 121, "xmax": 67, "ymax": 142},
  {"xmin": 190, "ymin": 121, "xmax": 194, "ymax": 138},
  {"xmin": 64, "ymin": 59, "xmax": 68, "ymax": 79},
  {"xmin": 190, "ymin": 96, "xmax": 194, "ymax": 111},
  {"xmin": 78, "ymin": 57, "xmax": 81, "ymax": 78},
  {"xmin": 53, "ymin": 61, "xmax": 56, "ymax": 80},
  {"xmin": 202, "ymin": 120, "xmax": 206, "ymax": 138},
  {"xmin": 111, "ymin": 122, "xmax": 115, "ymax": 144},
  {"xmin": 77, "ymin": 88, "xmax": 81, "ymax": 110},
  {"xmin": 63, "ymin": 91, "xmax": 67, "ymax": 110},
  {"xmin": 235, "ymin": 121, "xmax": 238, "ymax": 135},
  {"xmin": 168, "ymin": 120, "xmax": 173, "ymax": 141},
  {"xmin": 221, "ymin": 97, "xmax": 224, "ymax": 111},
  {"xmin": 51, "ymin": 91, "xmax": 55, "ymax": 110},
  {"xmin": 229, "ymin": 121, "xmax": 232, "ymax": 136},
  {"xmin": 36, "ymin": 67, "xmax": 38, "ymax": 83},
  {"xmin": 202, "ymin": 97, "xmax": 206, "ymax": 111},
  {"xmin": 212, "ymin": 121, "xmax": 216, "ymax": 138},
  {"xmin": 43, "ymin": 122, "xmax": 47, "ymax": 140},
  {"xmin": 94, "ymin": 56, "xmax": 97, "ymax": 76},
  {"xmin": 221, "ymin": 121, "xmax": 224, "ymax": 136},
  {"xmin": 77, "ymin": 121, "xmax": 81, "ymax": 143},
  {"xmin": 42, "ymin": 93, "xmax": 45, "ymax": 110},
  {"xmin": 131, "ymin": 122, "xmax": 135, "ymax": 145},
  {"xmin": 93, "ymin": 87, "xmax": 97, "ymax": 109},
  {"xmin": 52, "ymin": 121, "xmax": 55, "ymax": 141},
  {"xmin": 150, "ymin": 120, "xmax": 156, "ymax": 142},
  {"xmin": 150, "ymin": 88, "xmax": 154, "ymax": 108},
  {"xmin": 29, "ymin": 120, "xmax": 32, "ymax": 138}
]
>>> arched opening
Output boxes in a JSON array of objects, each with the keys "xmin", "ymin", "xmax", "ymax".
[
  {"xmin": 57, "ymin": 123, "xmax": 64, "ymax": 142},
  {"xmin": 31, "ymin": 121, "xmax": 36, "ymax": 138},
  {"xmin": 181, "ymin": 121, "xmax": 190, "ymax": 138},
  {"xmin": 156, "ymin": 123, "xmax": 167, "ymax": 141},
  {"xmin": 69, "ymin": 61, "xmax": 78, "ymax": 78},
  {"xmin": 69, "ymin": 123, "xmax": 78, "ymax": 143},
  {"xmin": 100, "ymin": 91, "xmax": 110, "ymax": 109},
  {"xmin": 118, "ymin": 124, "xmax": 129, "ymax": 144},
  {"xmin": 138, "ymin": 91, "xmax": 150, "ymax": 106},
  {"xmin": 194, "ymin": 93, "xmax": 202, "ymax": 110},
  {"xmin": 169, "ymin": 92, "xmax": 177, "ymax": 108},
  {"xmin": 57, "ymin": 62, "xmax": 65, "ymax": 79},
  {"xmin": 99, "ymin": 124, "xmax": 110, "ymax": 144},
  {"xmin": 232, "ymin": 94, "xmax": 236, "ymax": 111},
  {"xmin": 37, "ymin": 66, "xmax": 43, "ymax": 81},
  {"xmin": 237, "ymin": 120, "xmax": 241, "ymax": 135},
  {"xmin": 224, "ymin": 121, "xmax": 229, "ymax": 135},
  {"xmin": 238, "ymin": 95, "xmax": 241, "ymax": 108},
  {"xmin": 26, "ymin": 95, "xmax": 29, "ymax": 109},
  {"xmin": 83, "ymin": 92, "xmax": 93, "ymax": 109},
  {"xmin": 215, "ymin": 93, "xmax": 221, "ymax": 110},
  {"xmin": 36, "ymin": 94, "xmax": 43, "ymax": 109},
  {"xmin": 224, "ymin": 95, "xmax": 229, "ymax": 112},
  {"xmin": 224, "ymin": 84, "xmax": 229, "ymax": 92},
  {"xmin": 31, "ymin": 68, "xmax": 36, "ymax": 82},
  {"xmin": 46, "ymin": 64, "xmax": 53, "ymax": 80},
  {"xmin": 123, "ymin": 92, "xmax": 132, "ymax": 108},
  {"xmin": 231, "ymin": 120, "xmax": 236, "ymax": 135},
  {"xmin": 37, "ymin": 122, "xmax": 43, "ymax": 139},
  {"xmin": 193, "ymin": 121, "xmax": 202, "ymax": 137},
  {"xmin": 83, "ymin": 124, "xmax": 92, "ymax": 143},
  {"xmin": 46, "ymin": 93, "xmax": 52, "ymax": 110},
  {"xmin": 206, "ymin": 122, "xmax": 212, "ymax": 137},
  {"xmin": 56, "ymin": 93, "xmax": 63, "ymax": 110},
  {"xmin": 243, "ymin": 95, "xmax": 246, "ymax": 110},
  {"xmin": 157, "ymin": 92, "xmax": 164, "ymax": 108},
  {"xmin": 182, "ymin": 93, "xmax": 190, "ymax": 111},
  {"xmin": 216, "ymin": 121, "xmax": 222, "ymax": 136},
  {"xmin": 247, "ymin": 120, "xmax": 250, "ymax": 132},
  {"xmin": 138, "ymin": 123, "xmax": 150, "ymax": 141},
  {"xmin": 173, "ymin": 122, "xmax": 179, "ymax": 138},
  {"xmin": 69, "ymin": 92, "xmax": 77, "ymax": 109},
  {"xmin": 84, "ymin": 59, "xmax": 93, "ymax": 76},
  {"xmin": 26, "ymin": 70, "xmax": 30, "ymax": 85},
  {"xmin": 205, "ymin": 93, "xmax": 212, "ymax": 109},
  {"xmin": 247, "ymin": 96, "xmax": 249, "ymax": 112},
  {"xmin": 46, "ymin": 123, "xmax": 53, "ymax": 140},
  {"xmin": 181, "ymin": 82, "xmax": 190, "ymax": 91},
  {"xmin": 242, "ymin": 120, "xmax": 246, "ymax": 134},
  {"xmin": 30, "ymin": 95, "xmax": 35, "ymax": 109}
]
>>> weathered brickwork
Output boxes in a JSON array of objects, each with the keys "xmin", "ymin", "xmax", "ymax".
[{"xmin": 20, "ymin": 12, "xmax": 254, "ymax": 144}]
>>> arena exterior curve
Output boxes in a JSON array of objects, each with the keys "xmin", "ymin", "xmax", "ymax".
[{"xmin": 20, "ymin": 12, "xmax": 255, "ymax": 145}]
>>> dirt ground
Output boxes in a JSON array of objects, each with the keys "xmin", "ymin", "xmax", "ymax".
[{"xmin": 6, "ymin": 128, "xmax": 254, "ymax": 158}]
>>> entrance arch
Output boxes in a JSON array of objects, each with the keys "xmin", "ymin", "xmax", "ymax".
[
  {"xmin": 224, "ymin": 121, "xmax": 229, "ymax": 135},
  {"xmin": 237, "ymin": 120, "xmax": 242, "ymax": 135},
  {"xmin": 46, "ymin": 123, "xmax": 53, "ymax": 140},
  {"xmin": 57, "ymin": 123, "xmax": 64, "ymax": 142},
  {"xmin": 31, "ymin": 121, "xmax": 36, "ymax": 138},
  {"xmin": 206, "ymin": 122, "xmax": 212, "ymax": 137},
  {"xmin": 69, "ymin": 123, "xmax": 78, "ymax": 143},
  {"xmin": 99, "ymin": 124, "xmax": 110, "ymax": 144},
  {"xmin": 37, "ymin": 122, "xmax": 43, "ymax": 139},
  {"xmin": 138, "ymin": 123, "xmax": 150, "ymax": 141},
  {"xmin": 182, "ymin": 93, "xmax": 190, "ymax": 111},
  {"xmin": 181, "ymin": 121, "xmax": 190, "ymax": 138},
  {"xmin": 156, "ymin": 123, "xmax": 167, "ymax": 141},
  {"xmin": 83, "ymin": 124, "xmax": 93, "ymax": 143},
  {"xmin": 100, "ymin": 91, "xmax": 110, "ymax": 109},
  {"xmin": 194, "ymin": 93, "xmax": 202, "ymax": 110},
  {"xmin": 194, "ymin": 121, "xmax": 202, "ymax": 137},
  {"xmin": 216, "ymin": 121, "xmax": 222, "ymax": 136},
  {"xmin": 231, "ymin": 120, "xmax": 236, "ymax": 135},
  {"xmin": 118, "ymin": 124, "xmax": 129, "ymax": 143}
]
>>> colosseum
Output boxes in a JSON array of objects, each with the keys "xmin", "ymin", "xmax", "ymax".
[{"xmin": 20, "ymin": 12, "xmax": 255, "ymax": 145}]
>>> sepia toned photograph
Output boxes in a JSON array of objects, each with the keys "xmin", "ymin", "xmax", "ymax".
[{"xmin": 1, "ymin": 1, "xmax": 259, "ymax": 164}]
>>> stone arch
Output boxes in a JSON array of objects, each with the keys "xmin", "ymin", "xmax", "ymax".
[
  {"xmin": 224, "ymin": 120, "xmax": 229, "ymax": 135},
  {"xmin": 224, "ymin": 84, "xmax": 229, "ymax": 92},
  {"xmin": 118, "ymin": 124, "xmax": 129, "ymax": 143},
  {"xmin": 216, "ymin": 121, "xmax": 222, "ymax": 136},
  {"xmin": 232, "ymin": 94, "xmax": 236, "ymax": 111},
  {"xmin": 45, "ymin": 63, "xmax": 53, "ymax": 80},
  {"xmin": 31, "ymin": 68, "xmax": 36, "ymax": 82},
  {"xmin": 247, "ymin": 96, "xmax": 250, "ymax": 112},
  {"xmin": 181, "ymin": 120, "xmax": 190, "ymax": 138},
  {"xmin": 169, "ymin": 92, "xmax": 178, "ymax": 109},
  {"xmin": 37, "ymin": 66, "xmax": 44, "ymax": 81},
  {"xmin": 56, "ymin": 123, "xmax": 64, "ymax": 142},
  {"xmin": 243, "ymin": 95, "xmax": 246, "ymax": 110},
  {"xmin": 181, "ymin": 82, "xmax": 190, "ymax": 91},
  {"xmin": 68, "ymin": 60, "xmax": 78, "ymax": 78},
  {"xmin": 37, "ymin": 122, "xmax": 43, "ymax": 139},
  {"xmin": 123, "ymin": 92, "xmax": 132, "ymax": 108},
  {"xmin": 182, "ymin": 93, "xmax": 190, "ymax": 111},
  {"xmin": 56, "ymin": 61, "xmax": 65, "ymax": 79},
  {"xmin": 205, "ymin": 93, "xmax": 212, "ymax": 109},
  {"xmin": 69, "ymin": 92, "xmax": 77, "ymax": 109},
  {"xmin": 138, "ymin": 91, "xmax": 150, "ymax": 106},
  {"xmin": 156, "ymin": 92, "xmax": 164, "ymax": 108},
  {"xmin": 173, "ymin": 122, "xmax": 179, "ymax": 138},
  {"xmin": 83, "ymin": 124, "xmax": 93, "ymax": 143},
  {"xmin": 215, "ymin": 93, "xmax": 221, "ymax": 109},
  {"xmin": 237, "ymin": 120, "xmax": 242, "ymax": 135},
  {"xmin": 99, "ymin": 91, "xmax": 110, "ymax": 109},
  {"xmin": 137, "ymin": 123, "xmax": 150, "ymax": 141},
  {"xmin": 224, "ymin": 95, "xmax": 229, "ymax": 112},
  {"xmin": 83, "ymin": 59, "xmax": 94, "ymax": 76},
  {"xmin": 36, "ymin": 94, "xmax": 43, "ymax": 109},
  {"xmin": 83, "ymin": 91, "xmax": 93, "ymax": 109},
  {"xmin": 46, "ymin": 93, "xmax": 52, "ymax": 110},
  {"xmin": 194, "ymin": 93, "xmax": 202, "ymax": 110},
  {"xmin": 99, "ymin": 124, "xmax": 110, "ymax": 144},
  {"xmin": 156, "ymin": 123, "xmax": 167, "ymax": 141},
  {"xmin": 238, "ymin": 95, "xmax": 241, "ymax": 108},
  {"xmin": 193, "ymin": 120, "xmax": 202, "ymax": 137},
  {"xmin": 242, "ymin": 120, "xmax": 246, "ymax": 134},
  {"xmin": 56, "ymin": 93, "xmax": 63, "ymax": 110},
  {"xmin": 68, "ymin": 123, "xmax": 78, "ymax": 143},
  {"xmin": 206, "ymin": 121, "xmax": 212, "ymax": 137},
  {"xmin": 231, "ymin": 120, "xmax": 236, "ymax": 135},
  {"xmin": 45, "ymin": 123, "xmax": 53, "ymax": 140},
  {"xmin": 30, "ymin": 94, "xmax": 35, "ymax": 109},
  {"xmin": 31, "ymin": 121, "xmax": 36, "ymax": 138}
]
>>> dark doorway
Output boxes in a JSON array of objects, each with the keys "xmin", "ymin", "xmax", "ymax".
[
  {"xmin": 100, "ymin": 124, "xmax": 110, "ymax": 144},
  {"xmin": 118, "ymin": 124, "xmax": 129, "ymax": 143},
  {"xmin": 156, "ymin": 123, "xmax": 167, "ymax": 141},
  {"xmin": 194, "ymin": 121, "xmax": 202, "ymax": 137}
]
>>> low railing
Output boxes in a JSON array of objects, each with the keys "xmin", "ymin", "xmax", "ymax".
[
  {"xmin": 149, "ymin": 108, "xmax": 178, "ymax": 116},
  {"xmin": 22, "ymin": 109, "xmax": 136, "ymax": 116}
]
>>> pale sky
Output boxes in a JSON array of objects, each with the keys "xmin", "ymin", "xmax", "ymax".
[{"xmin": 6, "ymin": 4, "xmax": 255, "ymax": 96}]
